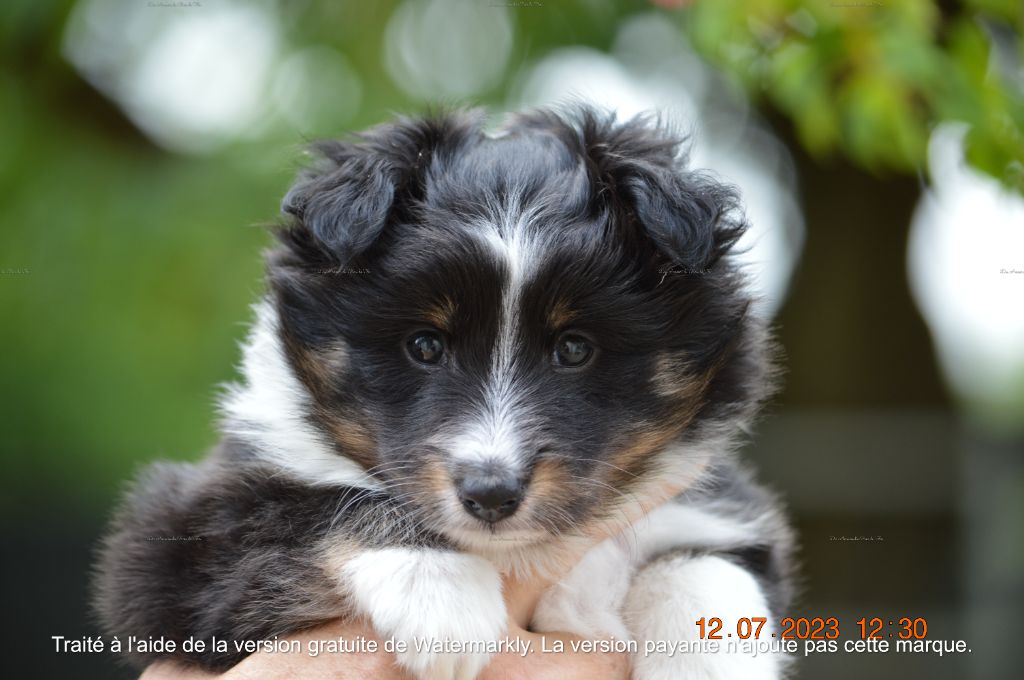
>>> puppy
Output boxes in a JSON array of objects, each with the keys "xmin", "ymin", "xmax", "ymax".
[{"xmin": 94, "ymin": 105, "xmax": 796, "ymax": 679}]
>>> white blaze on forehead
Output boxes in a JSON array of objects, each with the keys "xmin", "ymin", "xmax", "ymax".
[{"xmin": 450, "ymin": 200, "xmax": 543, "ymax": 470}]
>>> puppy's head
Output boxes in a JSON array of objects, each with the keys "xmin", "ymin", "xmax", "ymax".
[{"xmin": 250, "ymin": 106, "xmax": 773, "ymax": 548}]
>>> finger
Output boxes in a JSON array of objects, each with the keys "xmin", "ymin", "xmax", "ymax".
[{"xmin": 502, "ymin": 572, "xmax": 557, "ymax": 628}]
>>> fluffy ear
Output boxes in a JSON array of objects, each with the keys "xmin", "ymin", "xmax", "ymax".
[
  {"xmin": 280, "ymin": 111, "xmax": 482, "ymax": 264},
  {"xmin": 622, "ymin": 158, "xmax": 746, "ymax": 272},
  {"xmin": 569, "ymin": 108, "xmax": 747, "ymax": 272},
  {"xmin": 280, "ymin": 144, "xmax": 397, "ymax": 261}
]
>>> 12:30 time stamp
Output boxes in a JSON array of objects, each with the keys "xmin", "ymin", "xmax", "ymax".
[{"xmin": 695, "ymin": 616, "xmax": 930, "ymax": 641}]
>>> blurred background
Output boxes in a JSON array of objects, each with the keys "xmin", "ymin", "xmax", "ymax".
[{"xmin": 2, "ymin": 0, "xmax": 1022, "ymax": 678}]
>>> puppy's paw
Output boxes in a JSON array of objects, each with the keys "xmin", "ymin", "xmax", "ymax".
[
  {"xmin": 532, "ymin": 537, "xmax": 633, "ymax": 640},
  {"xmin": 624, "ymin": 554, "xmax": 785, "ymax": 680},
  {"xmin": 342, "ymin": 548, "xmax": 506, "ymax": 680}
]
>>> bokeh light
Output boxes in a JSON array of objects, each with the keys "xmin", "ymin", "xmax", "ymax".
[
  {"xmin": 384, "ymin": 0, "xmax": 513, "ymax": 101},
  {"xmin": 909, "ymin": 124, "xmax": 1024, "ymax": 429},
  {"xmin": 63, "ymin": 0, "xmax": 281, "ymax": 153}
]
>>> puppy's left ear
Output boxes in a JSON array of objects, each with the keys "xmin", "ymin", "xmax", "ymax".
[
  {"xmin": 575, "ymin": 109, "xmax": 747, "ymax": 272},
  {"xmin": 622, "ymin": 156, "xmax": 746, "ymax": 273},
  {"xmin": 280, "ymin": 111, "xmax": 482, "ymax": 264}
]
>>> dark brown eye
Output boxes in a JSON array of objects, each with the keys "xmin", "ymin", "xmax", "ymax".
[
  {"xmin": 553, "ymin": 333, "xmax": 593, "ymax": 368},
  {"xmin": 407, "ymin": 330, "xmax": 445, "ymax": 365}
]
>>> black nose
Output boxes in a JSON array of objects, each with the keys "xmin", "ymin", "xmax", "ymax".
[{"xmin": 458, "ymin": 475, "xmax": 522, "ymax": 523}]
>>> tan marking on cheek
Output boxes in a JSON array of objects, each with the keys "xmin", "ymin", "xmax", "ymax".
[
  {"xmin": 649, "ymin": 353, "xmax": 720, "ymax": 437},
  {"xmin": 571, "ymin": 424, "xmax": 693, "ymax": 533},
  {"xmin": 327, "ymin": 418, "xmax": 373, "ymax": 451},
  {"xmin": 609, "ymin": 424, "xmax": 682, "ymax": 476},
  {"xmin": 423, "ymin": 296, "xmax": 457, "ymax": 331},
  {"xmin": 600, "ymin": 360, "xmax": 719, "ymax": 504},
  {"xmin": 651, "ymin": 351, "xmax": 706, "ymax": 400},
  {"xmin": 324, "ymin": 416, "xmax": 378, "ymax": 470},
  {"xmin": 596, "ymin": 355, "xmax": 721, "ymax": 505},
  {"xmin": 420, "ymin": 458, "xmax": 454, "ymax": 499},
  {"xmin": 529, "ymin": 459, "xmax": 572, "ymax": 501},
  {"xmin": 292, "ymin": 342, "xmax": 349, "ymax": 400},
  {"xmin": 574, "ymin": 359, "xmax": 725, "ymax": 534},
  {"xmin": 521, "ymin": 458, "xmax": 575, "ymax": 525},
  {"xmin": 603, "ymin": 395, "xmax": 708, "ymax": 486},
  {"xmin": 288, "ymin": 341, "xmax": 379, "ymax": 470}
]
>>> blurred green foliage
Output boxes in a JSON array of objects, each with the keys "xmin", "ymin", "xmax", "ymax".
[
  {"xmin": 0, "ymin": 77, "xmax": 281, "ymax": 507},
  {"xmin": 0, "ymin": 0, "xmax": 1021, "ymax": 510},
  {"xmin": 683, "ymin": 0, "xmax": 1024, "ymax": 190}
]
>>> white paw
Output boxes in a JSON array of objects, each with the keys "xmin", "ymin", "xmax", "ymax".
[
  {"xmin": 624, "ymin": 554, "xmax": 784, "ymax": 680},
  {"xmin": 532, "ymin": 537, "xmax": 633, "ymax": 640},
  {"xmin": 342, "ymin": 548, "xmax": 506, "ymax": 680}
]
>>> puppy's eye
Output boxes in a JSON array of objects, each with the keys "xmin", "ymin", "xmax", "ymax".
[
  {"xmin": 553, "ymin": 333, "xmax": 593, "ymax": 368},
  {"xmin": 406, "ymin": 330, "xmax": 445, "ymax": 365}
]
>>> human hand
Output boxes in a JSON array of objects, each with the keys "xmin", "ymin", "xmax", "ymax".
[{"xmin": 137, "ymin": 570, "xmax": 629, "ymax": 680}]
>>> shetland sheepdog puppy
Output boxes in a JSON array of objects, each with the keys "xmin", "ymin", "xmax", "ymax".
[{"xmin": 94, "ymin": 105, "xmax": 796, "ymax": 680}]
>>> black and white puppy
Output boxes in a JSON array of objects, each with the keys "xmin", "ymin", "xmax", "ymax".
[{"xmin": 94, "ymin": 105, "xmax": 796, "ymax": 679}]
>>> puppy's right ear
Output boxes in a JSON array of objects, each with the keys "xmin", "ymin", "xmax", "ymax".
[
  {"xmin": 280, "ymin": 143, "xmax": 398, "ymax": 262},
  {"xmin": 280, "ymin": 112, "xmax": 480, "ymax": 263}
]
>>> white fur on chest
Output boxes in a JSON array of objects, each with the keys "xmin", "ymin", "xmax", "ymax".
[{"xmin": 531, "ymin": 502, "xmax": 783, "ymax": 679}]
